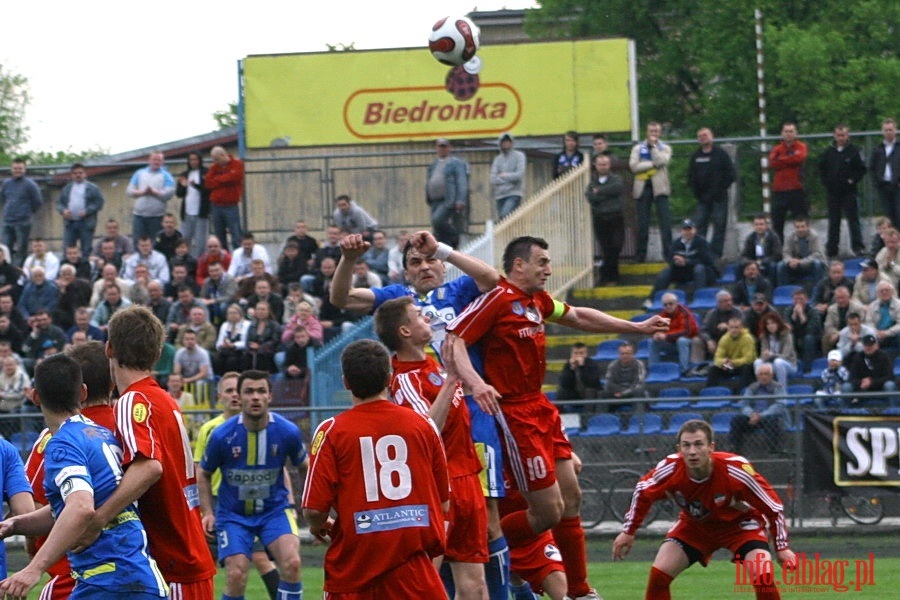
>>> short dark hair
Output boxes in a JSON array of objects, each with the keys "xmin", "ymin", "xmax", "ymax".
[
  {"xmin": 107, "ymin": 305, "xmax": 164, "ymax": 370},
  {"xmin": 335, "ymin": 194, "xmax": 351, "ymax": 203},
  {"xmin": 34, "ymin": 354, "xmax": 83, "ymax": 414},
  {"xmin": 66, "ymin": 341, "xmax": 112, "ymax": 405},
  {"xmin": 374, "ymin": 297, "xmax": 414, "ymax": 351},
  {"xmin": 71, "ymin": 162, "xmax": 84, "ymax": 171},
  {"xmin": 238, "ymin": 369, "xmax": 270, "ymax": 394},
  {"xmin": 572, "ymin": 342, "xmax": 587, "ymax": 351},
  {"xmin": 677, "ymin": 419, "xmax": 714, "ymax": 446},
  {"xmin": 242, "ymin": 232, "xmax": 255, "ymax": 241},
  {"xmin": 502, "ymin": 236, "xmax": 548, "ymax": 274},
  {"xmin": 341, "ymin": 339, "xmax": 390, "ymax": 400}
]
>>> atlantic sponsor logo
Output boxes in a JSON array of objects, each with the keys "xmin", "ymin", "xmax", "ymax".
[{"xmin": 353, "ymin": 503, "xmax": 431, "ymax": 534}]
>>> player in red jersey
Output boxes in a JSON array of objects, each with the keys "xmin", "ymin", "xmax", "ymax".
[
  {"xmin": 374, "ymin": 296, "xmax": 488, "ymax": 599},
  {"xmin": 24, "ymin": 341, "xmax": 117, "ymax": 600},
  {"xmin": 612, "ymin": 419, "xmax": 796, "ymax": 600},
  {"xmin": 302, "ymin": 339, "xmax": 450, "ymax": 599},
  {"xmin": 447, "ymin": 236, "xmax": 669, "ymax": 600},
  {"xmin": 81, "ymin": 305, "xmax": 216, "ymax": 599}
]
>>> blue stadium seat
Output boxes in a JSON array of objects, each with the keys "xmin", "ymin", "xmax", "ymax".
[
  {"xmin": 689, "ymin": 287, "xmax": 722, "ymax": 310},
  {"xmin": 621, "ymin": 413, "xmax": 663, "ymax": 436},
  {"xmin": 583, "ymin": 414, "xmax": 621, "ymax": 437},
  {"xmin": 592, "ymin": 339, "xmax": 625, "ymax": 361},
  {"xmin": 649, "ymin": 289, "xmax": 687, "ymax": 311},
  {"xmin": 843, "ymin": 258, "xmax": 864, "ymax": 278},
  {"xmin": 786, "ymin": 384, "xmax": 815, "ymax": 406},
  {"xmin": 772, "ymin": 285, "xmax": 801, "ymax": 307},
  {"xmin": 662, "ymin": 412, "xmax": 704, "ymax": 434},
  {"xmin": 650, "ymin": 387, "xmax": 691, "ymax": 411},
  {"xmin": 711, "ymin": 411, "xmax": 740, "ymax": 434},
  {"xmin": 881, "ymin": 407, "xmax": 900, "ymax": 416},
  {"xmin": 691, "ymin": 386, "xmax": 733, "ymax": 410},
  {"xmin": 645, "ymin": 362, "xmax": 681, "ymax": 383},
  {"xmin": 805, "ymin": 357, "xmax": 829, "ymax": 377},
  {"xmin": 634, "ymin": 339, "xmax": 650, "ymax": 360},
  {"xmin": 630, "ymin": 313, "xmax": 654, "ymax": 323},
  {"xmin": 717, "ymin": 263, "xmax": 738, "ymax": 284},
  {"xmin": 893, "ymin": 357, "xmax": 900, "ymax": 377}
]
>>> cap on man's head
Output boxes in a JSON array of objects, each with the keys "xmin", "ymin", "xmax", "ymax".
[
  {"xmin": 435, "ymin": 138, "xmax": 450, "ymax": 146},
  {"xmin": 752, "ymin": 292, "xmax": 768, "ymax": 304},
  {"xmin": 862, "ymin": 334, "xmax": 878, "ymax": 345},
  {"xmin": 681, "ymin": 218, "xmax": 695, "ymax": 229},
  {"xmin": 827, "ymin": 350, "xmax": 843, "ymax": 362},
  {"xmin": 862, "ymin": 258, "xmax": 879, "ymax": 270}
]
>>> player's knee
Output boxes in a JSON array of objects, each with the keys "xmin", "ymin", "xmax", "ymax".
[
  {"xmin": 226, "ymin": 561, "xmax": 250, "ymax": 586},
  {"xmin": 453, "ymin": 567, "xmax": 487, "ymax": 600},
  {"xmin": 532, "ymin": 496, "xmax": 564, "ymax": 531},
  {"xmin": 560, "ymin": 479, "xmax": 582, "ymax": 514},
  {"xmin": 278, "ymin": 553, "xmax": 302, "ymax": 580}
]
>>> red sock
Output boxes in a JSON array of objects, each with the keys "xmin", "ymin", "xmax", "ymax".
[
  {"xmin": 552, "ymin": 516, "xmax": 590, "ymax": 596},
  {"xmin": 646, "ymin": 566, "xmax": 673, "ymax": 600},
  {"xmin": 754, "ymin": 584, "xmax": 781, "ymax": 600},
  {"xmin": 500, "ymin": 509, "xmax": 537, "ymax": 547}
]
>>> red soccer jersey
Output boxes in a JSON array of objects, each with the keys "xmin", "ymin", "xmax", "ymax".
[
  {"xmin": 447, "ymin": 277, "xmax": 568, "ymax": 400},
  {"xmin": 115, "ymin": 377, "xmax": 216, "ymax": 583},
  {"xmin": 24, "ymin": 404, "xmax": 118, "ymax": 581},
  {"xmin": 302, "ymin": 400, "xmax": 449, "ymax": 594},
  {"xmin": 391, "ymin": 355, "xmax": 482, "ymax": 479},
  {"xmin": 623, "ymin": 451, "xmax": 790, "ymax": 551}
]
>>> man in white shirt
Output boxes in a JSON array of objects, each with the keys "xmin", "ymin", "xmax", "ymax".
[
  {"xmin": 123, "ymin": 236, "xmax": 170, "ymax": 285},
  {"xmin": 227, "ymin": 231, "xmax": 271, "ymax": 280},
  {"xmin": 21, "ymin": 238, "xmax": 60, "ymax": 281},
  {"xmin": 56, "ymin": 163, "xmax": 105, "ymax": 259}
]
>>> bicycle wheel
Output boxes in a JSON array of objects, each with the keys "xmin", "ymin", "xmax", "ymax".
[
  {"xmin": 840, "ymin": 495, "xmax": 884, "ymax": 525},
  {"xmin": 608, "ymin": 469, "xmax": 660, "ymax": 525},
  {"xmin": 578, "ymin": 476, "xmax": 606, "ymax": 528}
]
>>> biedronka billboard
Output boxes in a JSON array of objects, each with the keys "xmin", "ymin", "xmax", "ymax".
[{"xmin": 242, "ymin": 38, "xmax": 633, "ymax": 148}]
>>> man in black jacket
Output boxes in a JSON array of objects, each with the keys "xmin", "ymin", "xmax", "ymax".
[
  {"xmin": 557, "ymin": 342, "xmax": 603, "ymax": 401},
  {"xmin": 645, "ymin": 219, "xmax": 716, "ymax": 306},
  {"xmin": 740, "ymin": 214, "xmax": 783, "ymax": 283},
  {"xmin": 688, "ymin": 128, "xmax": 736, "ymax": 257},
  {"xmin": 844, "ymin": 334, "xmax": 896, "ymax": 407},
  {"xmin": 585, "ymin": 154, "xmax": 625, "ymax": 285},
  {"xmin": 819, "ymin": 124, "xmax": 867, "ymax": 258},
  {"xmin": 869, "ymin": 118, "xmax": 900, "ymax": 230}
]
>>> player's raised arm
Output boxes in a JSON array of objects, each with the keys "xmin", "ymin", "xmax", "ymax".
[
  {"xmin": 555, "ymin": 304, "xmax": 670, "ymax": 336},
  {"xmin": 409, "ymin": 230, "xmax": 499, "ymax": 292},
  {"xmin": 330, "ymin": 234, "xmax": 376, "ymax": 311}
]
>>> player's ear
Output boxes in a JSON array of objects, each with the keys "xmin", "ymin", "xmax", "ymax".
[
  {"xmin": 27, "ymin": 387, "xmax": 41, "ymax": 408},
  {"xmin": 80, "ymin": 383, "xmax": 88, "ymax": 404}
]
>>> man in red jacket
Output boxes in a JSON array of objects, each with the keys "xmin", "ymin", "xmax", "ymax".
[
  {"xmin": 649, "ymin": 291, "xmax": 699, "ymax": 375},
  {"xmin": 769, "ymin": 123, "xmax": 808, "ymax": 244},
  {"xmin": 204, "ymin": 146, "xmax": 244, "ymax": 250}
]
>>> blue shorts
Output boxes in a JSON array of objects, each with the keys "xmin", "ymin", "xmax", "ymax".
[
  {"xmin": 465, "ymin": 395, "xmax": 504, "ymax": 498},
  {"xmin": 216, "ymin": 507, "xmax": 299, "ymax": 562},
  {"xmin": 73, "ymin": 587, "xmax": 165, "ymax": 600}
]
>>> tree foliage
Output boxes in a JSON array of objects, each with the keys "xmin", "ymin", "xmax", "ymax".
[
  {"xmin": 0, "ymin": 64, "xmax": 30, "ymax": 162},
  {"xmin": 525, "ymin": 0, "xmax": 900, "ymax": 137},
  {"xmin": 213, "ymin": 102, "xmax": 239, "ymax": 130}
]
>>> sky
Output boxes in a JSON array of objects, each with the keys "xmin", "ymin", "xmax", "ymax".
[{"xmin": 6, "ymin": 1, "xmax": 537, "ymax": 156}]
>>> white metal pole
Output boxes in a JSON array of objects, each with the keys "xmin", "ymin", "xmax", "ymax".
[{"xmin": 755, "ymin": 9, "xmax": 770, "ymax": 215}]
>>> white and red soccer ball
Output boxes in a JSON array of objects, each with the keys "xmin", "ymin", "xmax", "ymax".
[{"xmin": 428, "ymin": 16, "xmax": 480, "ymax": 67}]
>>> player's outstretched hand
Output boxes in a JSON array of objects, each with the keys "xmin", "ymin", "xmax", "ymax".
[
  {"xmin": 637, "ymin": 314, "xmax": 670, "ymax": 335},
  {"xmin": 339, "ymin": 234, "xmax": 370, "ymax": 260},
  {"xmin": 201, "ymin": 514, "xmax": 217, "ymax": 540},
  {"xmin": 310, "ymin": 517, "xmax": 334, "ymax": 544},
  {"xmin": 0, "ymin": 564, "xmax": 42, "ymax": 599},
  {"xmin": 409, "ymin": 231, "xmax": 438, "ymax": 257},
  {"xmin": 441, "ymin": 335, "xmax": 461, "ymax": 382},
  {"xmin": 612, "ymin": 532, "xmax": 634, "ymax": 561},
  {"xmin": 470, "ymin": 381, "xmax": 501, "ymax": 416},
  {"xmin": 777, "ymin": 548, "xmax": 797, "ymax": 569},
  {"xmin": 0, "ymin": 518, "xmax": 16, "ymax": 541}
]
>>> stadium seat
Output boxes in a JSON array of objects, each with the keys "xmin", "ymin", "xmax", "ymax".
[
  {"xmin": 648, "ymin": 289, "xmax": 687, "ymax": 311},
  {"xmin": 592, "ymin": 339, "xmax": 625, "ymax": 361},
  {"xmin": 805, "ymin": 357, "xmax": 829, "ymax": 377},
  {"xmin": 645, "ymin": 362, "xmax": 681, "ymax": 383},
  {"xmin": 634, "ymin": 339, "xmax": 650, "ymax": 360},
  {"xmin": 689, "ymin": 287, "xmax": 721, "ymax": 310},
  {"xmin": 893, "ymin": 356, "xmax": 900, "ymax": 377},
  {"xmin": 621, "ymin": 413, "xmax": 663, "ymax": 436},
  {"xmin": 583, "ymin": 414, "xmax": 621, "ymax": 436},
  {"xmin": 662, "ymin": 412, "xmax": 704, "ymax": 434},
  {"xmin": 786, "ymin": 384, "xmax": 815, "ymax": 406},
  {"xmin": 717, "ymin": 263, "xmax": 738, "ymax": 284},
  {"xmin": 843, "ymin": 258, "xmax": 864, "ymax": 278},
  {"xmin": 772, "ymin": 285, "xmax": 801, "ymax": 307},
  {"xmin": 881, "ymin": 407, "xmax": 900, "ymax": 416},
  {"xmin": 691, "ymin": 386, "xmax": 733, "ymax": 410},
  {"xmin": 630, "ymin": 313, "xmax": 654, "ymax": 323},
  {"xmin": 9, "ymin": 431, "xmax": 38, "ymax": 450},
  {"xmin": 839, "ymin": 408, "xmax": 871, "ymax": 415},
  {"xmin": 650, "ymin": 387, "xmax": 691, "ymax": 411},
  {"xmin": 711, "ymin": 411, "xmax": 740, "ymax": 434}
]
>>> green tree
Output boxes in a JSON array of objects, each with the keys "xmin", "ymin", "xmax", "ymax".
[
  {"xmin": 213, "ymin": 102, "xmax": 239, "ymax": 130},
  {"xmin": 0, "ymin": 64, "xmax": 30, "ymax": 163}
]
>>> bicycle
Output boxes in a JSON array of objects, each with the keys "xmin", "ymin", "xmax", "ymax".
[
  {"xmin": 578, "ymin": 474, "xmax": 607, "ymax": 528},
  {"xmin": 784, "ymin": 475, "xmax": 884, "ymax": 526}
]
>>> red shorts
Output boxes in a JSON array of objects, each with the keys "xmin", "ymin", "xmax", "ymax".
[
  {"xmin": 324, "ymin": 551, "xmax": 444, "ymax": 599},
  {"xmin": 446, "ymin": 472, "xmax": 488, "ymax": 563},
  {"xmin": 666, "ymin": 513, "xmax": 771, "ymax": 567},
  {"xmin": 167, "ymin": 577, "xmax": 214, "ymax": 600},
  {"xmin": 39, "ymin": 574, "xmax": 76, "ymax": 600},
  {"xmin": 497, "ymin": 394, "xmax": 561, "ymax": 491},
  {"xmin": 551, "ymin": 409, "xmax": 573, "ymax": 460},
  {"xmin": 509, "ymin": 530, "xmax": 564, "ymax": 594}
]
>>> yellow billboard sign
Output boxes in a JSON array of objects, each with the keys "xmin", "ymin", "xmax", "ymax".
[{"xmin": 243, "ymin": 39, "xmax": 632, "ymax": 147}]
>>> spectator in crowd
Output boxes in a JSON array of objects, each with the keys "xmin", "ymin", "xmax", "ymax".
[
  {"xmin": 777, "ymin": 215, "xmax": 826, "ymax": 287},
  {"xmin": 19, "ymin": 267, "xmax": 58, "ymax": 319},
  {"xmin": 0, "ymin": 354, "xmax": 29, "ymax": 438},
  {"xmin": 168, "ymin": 238, "xmax": 198, "ymax": 281},
  {"xmin": 646, "ymin": 219, "xmax": 716, "ymax": 307},
  {"xmin": 874, "ymin": 228, "xmax": 900, "ymax": 288},
  {"xmin": 60, "ymin": 245, "xmax": 92, "ymax": 281},
  {"xmin": 693, "ymin": 290, "xmax": 743, "ymax": 364},
  {"xmin": 199, "ymin": 260, "xmax": 237, "ymax": 326},
  {"xmin": 66, "ymin": 307, "xmax": 104, "ymax": 344},
  {"xmin": 744, "ymin": 293, "xmax": 777, "ymax": 341},
  {"xmin": 214, "ymin": 303, "xmax": 250, "ymax": 375},
  {"xmin": 0, "ymin": 248, "xmax": 22, "ymax": 304},
  {"xmin": 89, "ymin": 264, "xmax": 131, "ymax": 308},
  {"xmin": 769, "ymin": 122, "xmax": 808, "ymax": 244},
  {"xmin": 0, "ymin": 319, "xmax": 23, "ymax": 357},
  {"xmin": 852, "ymin": 258, "xmax": 889, "ymax": 305},
  {"xmin": 175, "ymin": 306, "xmax": 217, "ymax": 353},
  {"xmin": 865, "ymin": 280, "xmax": 900, "ymax": 350},
  {"xmin": 333, "ymin": 194, "xmax": 378, "ymax": 238},
  {"xmin": 127, "ymin": 150, "xmax": 175, "ymax": 243},
  {"xmin": 688, "ymin": 127, "xmax": 736, "ymax": 257},
  {"xmin": 281, "ymin": 300, "xmax": 323, "ymax": 346},
  {"xmin": 237, "ymin": 258, "xmax": 280, "ymax": 300},
  {"xmin": 175, "ymin": 152, "xmax": 209, "ymax": 256},
  {"xmin": 815, "ymin": 349, "xmax": 850, "ymax": 409},
  {"xmin": 92, "ymin": 239, "xmax": 123, "ymax": 277},
  {"xmin": 426, "ymin": 138, "xmax": 469, "ymax": 248},
  {"xmin": 740, "ymin": 213, "xmax": 782, "ymax": 283},
  {"xmin": 243, "ymin": 300, "xmax": 281, "ymax": 373},
  {"xmin": 53, "ymin": 264, "xmax": 91, "ymax": 330},
  {"xmin": 123, "ymin": 236, "xmax": 170, "ymax": 285},
  {"xmin": 361, "ymin": 230, "xmax": 391, "ymax": 285},
  {"xmin": 386, "ymin": 230, "xmax": 408, "ymax": 284},
  {"xmin": 837, "ymin": 312, "xmax": 873, "ymax": 360},
  {"xmin": 145, "ymin": 280, "xmax": 171, "ymax": 325},
  {"xmin": 754, "ymin": 312, "xmax": 798, "ymax": 387},
  {"xmin": 869, "ymin": 118, "xmax": 900, "ymax": 229},
  {"xmin": 812, "ymin": 261, "xmax": 855, "ymax": 316},
  {"xmin": 56, "ymin": 162, "xmax": 105, "ymax": 258},
  {"xmin": 869, "ymin": 215, "xmax": 893, "ymax": 258},
  {"xmin": 557, "ymin": 342, "xmax": 602, "ymax": 401},
  {"xmin": 21, "ymin": 310, "xmax": 66, "ymax": 371},
  {"xmin": 166, "ymin": 373, "xmax": 196, "ymax": 417},
  {"xmin": 783, "ymin": 287, "xmax": 821, "ymax": 373},
  {"xmin": 731, "ymin": 260, "xmax": 772, "ymax": 310},
  {"xmin": 228, "ymin": 231, "xmax": 272, "ymax": 281},
  {"xmin": 164, "ymin": 263, "xmax": 199, "ymax": 300},
  {"xmin": 585, "ymin": 154, "xmax": 625, "ymax": 285},
  {"xmin": 630, "ymin": 121, "xmax": 673, "ymax": 262},
  {"xmin": 309, "ymin": 257, "xmax": 357, "ymax": 340},
  {"xmin": 245, "ymin": 278, "xmax": 285, "ymax": 323},
  {"xmin": 351, "ymin": 258, "xmax": 382, "ymax": 290},
  {"xmin": 282, "ymin": 282, "xmax": 316, "ymax": 324},
  {"xmin": 553, "ymin": 131, "xmax": 585, "ymax": 179},
  {"xmin": 649, "ymin": 292, "xmax": 698, "ymax": 375},
  {"xmin": 823, "ymin": 285, "xmax": 865, "ymax": 352},
  {"xmin": 491, "ymin": 132, "xmax": 527, "ymax": 220},
  {"xmin": 819, "ymin": 124, "xmax": 867, "ymax": 258},
  {"xmin": 284, "ymin": 220, "xmax": 318, "ymax": 268},
  {"xmin": 603, "ymin": 341, "xmax": 647, "ymax": 405},
  {"xmin": 90, "ymin": 283, "xmax": 131, "ymax": 334},
  {"xmin": 730, "ymin": 362, "xmax": 788, "ymax": 454},
  {"xmin": 591, "ymin": 133, "xmax": 625, "ymax": 172},
  {"xmin": 280, "ymin": 325, "xmax": 318, "ymax": 383},
  {"xmin": 205, "ymin": 145, "xmax": 244, "ymax": 249},
  {"xmin": 0, "ymin": 158, "xmax": 43, "ymax": 265},
  {"xmin": 173, "ymin": 329, "xmax": 212, "ymax": 401},
  {"xmin": 196, "ymin": 235, "xmax": 232, "ymax": 285},
  {"xmin": 843, "ymin": 334, "xmax": 896, "ymax": 407},
  {"xmin": 165, "ymin": 285, "xmax": 205, "ymax": 343},
  {"xmin": 127, "ymin": 262, "xmax": 152, "ymax": 306},
  {"xmin": 707, "ymin": 317, "xmax": 756, "ymax": 390},
  {"xmin": 277, "ymin": 241, "xmax": 307, "ymax": 289},
  {"xmin": 0, "ymin": 294, "xmax": 27, "ymax": 337},
  {"xmin": 310, "ymin": 225, "xmax": 343, "ymax": 274},
  {"xmin": 153, "ymin": 213, "xmax": 183, "ymax": 261},
  {"xmin": 91, "ymin": 218, "xmax": 133, "ymax": 258},
  {"xmin": 22, "ymin": 238, "xmax": 60, "ymax": 281}
]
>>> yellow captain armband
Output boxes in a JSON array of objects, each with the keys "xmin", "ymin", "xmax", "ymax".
[{"xmin": 547, "ymin": 299, "xmax": 567, "ymax": 321}]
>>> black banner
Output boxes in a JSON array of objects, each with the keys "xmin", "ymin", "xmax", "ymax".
[{"xmin": 802, "ymin": 412, "xmax": 900, "ymax": 492}]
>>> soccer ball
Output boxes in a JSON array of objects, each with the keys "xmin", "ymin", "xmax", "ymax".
[{"xmin": 428, "ymin": 16, "xmax": 480, "ymax": 67}]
